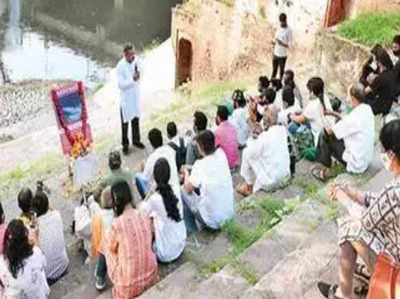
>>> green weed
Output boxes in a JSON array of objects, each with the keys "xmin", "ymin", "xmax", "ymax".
[
  {"xmin": 338, "ymin": 13, "xmax": 400, "ymax": 46},
  {"xmin": 0, "ymin": 152, "xmax": 63, "ymax": 194}
]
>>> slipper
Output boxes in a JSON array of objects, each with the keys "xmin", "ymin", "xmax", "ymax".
[
  {"xmin": 354, "ymin": 284, "xmax": 369, "ymax": 296},
  {"xmin": 317, "ymin": 282, "xmax": 343, "ymax": 299},
  {"xmin": 236, "ymin": 184, "xmax": 253, "ymax": 196},
  {"xmin": 311, "ymin": 166, "xmax": 331, "ymax": 183}
]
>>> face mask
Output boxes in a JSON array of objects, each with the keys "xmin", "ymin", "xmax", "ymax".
[
  {"xmin": 344, "ymin": 98, "xmax": 352, "ymax": 114},
  {"xmin": 257, "ymin": 104, "xmax": 265, "ymax": 116},
  {"xmin": 380, "ymin": 152, "xmax": 392, "ymax": 171}
]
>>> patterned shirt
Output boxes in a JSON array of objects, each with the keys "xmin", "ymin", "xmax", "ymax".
[
  {"xmin": 106, "ymin": 208, "xmax": 157, "ymax": 298},
  {"xmin": 362, "ymin": 179, "xmax": 400, "ymax": 262}
]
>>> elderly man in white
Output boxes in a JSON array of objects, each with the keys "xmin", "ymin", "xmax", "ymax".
[
  {"xmin": 116, "ymin": 44, "xmax": 145, "ymax": 154},
  {"xmin": 237, "ymin": 107, "xmax": 291, "ymax": 196}
]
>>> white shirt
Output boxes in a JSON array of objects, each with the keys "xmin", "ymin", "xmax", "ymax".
[
  {"xmin": 274, "ymin": 26, "xmax": 293, "ymax": 57},
  {"xmin": 38, "ymin": 210, "xmax": 69, "ymax": 280},
  {"xmin": 333, "ymin": 104, "xmax": 375, "ymax": 173},
  {"xmin": 303, "ymin": 96, "xmax": 334, "ymax": 145},
  {"xmin": 230, "ymin": 107, "xmax": 249, "ymax": 146},
  {"xmin": 0, "ymin": 247, "xmax": 50, "ymax": 299},
  {"xmin": 116, "ymin": 57, "xmax": 141, "ymax": 123},
  {"xmin": 242, "ymin": 125, "xmax": 291, "ymax": 193},
  {"xmin": 189, "ymin": 149, "xmax": 234, "ymax": 229},
  {"xmin": 140, "ymin": 185, "xmax": 186, "ymax": 263},
  {"xmin": 278, "ymin": 98, "xmax": 302, "ymax": 126},
  {"xmin": 169, "ymin": 135, "xmax": 187, "ymax": 148},
  {"xmin": 143, "ymin": 145, "xmax": 180, "ymax": 190}
]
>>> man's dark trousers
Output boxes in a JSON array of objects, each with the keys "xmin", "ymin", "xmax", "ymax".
[
  {"xmin": 121, "ymin": 110, "xmax": 140, "ymax": 149},
  {"xmin": 272, "ymin": 55, "xmax": 287, "ymax": 79}
]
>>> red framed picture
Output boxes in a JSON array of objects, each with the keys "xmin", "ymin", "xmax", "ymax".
[{"xmin": 51, "ymin": 81, "xmax": 93, "ymax": 156}]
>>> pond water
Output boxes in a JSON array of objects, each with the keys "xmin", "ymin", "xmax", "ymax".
[{"xmin": 0, "ymin": 0, "xmax": 181, "ymax": 87}]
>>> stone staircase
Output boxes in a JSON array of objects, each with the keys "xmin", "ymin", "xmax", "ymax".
[{"xmin": 56, "ymin": 153, "xmax": 386, "ymax": 299}]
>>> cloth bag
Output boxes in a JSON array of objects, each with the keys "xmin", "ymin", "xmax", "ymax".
[{"xmin": 367, "ymin": 252, "xmax": 400, "ymax": 299}]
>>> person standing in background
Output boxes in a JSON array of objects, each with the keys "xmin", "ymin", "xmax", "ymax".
[
  {"xmin": 271, "ymin": 13, "xmax": 293, "ymax": 80},
  {"xmin": 116, "ymin": 44, "xmax": 145, "ymax": 155}
]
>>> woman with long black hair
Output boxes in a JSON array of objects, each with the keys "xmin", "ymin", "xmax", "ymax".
[
  {"xmin": 289, "ymin": 77, "xmax": 334, "ymax": 143},
  {"xmin": 0, "ymin": 219, "xmax": 49, "ymax": 298},
  {"xmin": 106, "ymin": 180, "xmax": 157, "ymax": 298},
  {"xmin": 140, "ymin": 158, "xmax": 186, "ymax": 263}
]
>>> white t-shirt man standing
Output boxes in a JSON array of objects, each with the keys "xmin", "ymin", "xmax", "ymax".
[{"xmin": 272, "ymin": 13, "xmax": 293, "ymax": 80}]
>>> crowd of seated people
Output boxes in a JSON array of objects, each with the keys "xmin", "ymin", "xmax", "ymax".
[{"xmin": 2, "ymin": 33, "xmax": 400, "ymax": 299}]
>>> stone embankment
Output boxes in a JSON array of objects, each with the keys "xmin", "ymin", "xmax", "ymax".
[{"xmin": 0, "ymin": 79, "xmax": 88, "ymax": 142}]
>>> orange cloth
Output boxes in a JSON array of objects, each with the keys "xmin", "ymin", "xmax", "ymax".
[
  {"xmin": 91, "ymin": 213, "xmax": 104, "ymax": 258},
  {"xmin": 106, "ymin": 208, "xmax": 158, "ymax": 299}
]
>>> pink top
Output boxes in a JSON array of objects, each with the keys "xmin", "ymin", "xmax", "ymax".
[
  {"xmin": 215, "ymin": 121, "xmax": 239, "ymax": 169},
  {"xmin": 0, "ymin": 224, "xmax": 5, "ymax": 255}
]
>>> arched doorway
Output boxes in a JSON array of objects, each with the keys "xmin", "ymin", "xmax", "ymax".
[{"xmin": 177, "ymin": 38, "xmax": 192, "ymax": 86}]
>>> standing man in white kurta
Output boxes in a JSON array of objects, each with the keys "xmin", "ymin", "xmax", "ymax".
[{"xmin": 116, "ymin": 44, "xmax": 145, "ymax": 154}]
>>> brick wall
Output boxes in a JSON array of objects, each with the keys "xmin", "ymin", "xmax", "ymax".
[
  {"xmin": 347, "ymin": 0, "xmax": 400, "ymax": 18},
  {"xmin": 172, "ymin": 0, "xmax": 273, "ymax": 84}
]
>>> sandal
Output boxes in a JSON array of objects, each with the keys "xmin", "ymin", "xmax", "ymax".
[
  {"xmin": 317, "ymin": 282, "xmax": 343, "ymax": 299},
  {"xmin": 354, "ymin": 284, "xmax": 369, "ymax": 296},
  {"xmin": 236, "ymin": 184, "xmax": 253, "ymax": 196},
  {"xmin": 354, "ymin": 262, "xmax": 371, "ymax": 285},
  {"xmin": 311, "ymin": 166, "xmax": 332, "ymax": 183}
]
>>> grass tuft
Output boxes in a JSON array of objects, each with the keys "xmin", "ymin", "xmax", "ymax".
[
  {"xmin": 0, "ymin": 152, "xmax": 63, "ymax": 195},
  {"xmin": 338, "ymin": 13, "xmax": 400, "ymax": 46}
]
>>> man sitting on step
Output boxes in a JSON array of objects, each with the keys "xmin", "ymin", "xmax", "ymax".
[
  {"xmin": 186, "ymin": 111, "xmax": 208, "ymax": 166},
  {"xmin": 136, "ymin": 128, "xmax": 180, "ymax": 199},
  {"xmin": 181, "ymin": 130, "xmax": 234, "ymax": 233},
  {"xmin": 96, "ymin": 151, "xmax": 134, "ymax": 204},
  {"xmin": 214, "ymin": 105, "xmax": 240, "ymax": 170},
  {"xmin": 237, "ymin": 107, "xmax": 291, "ymax": 196},
  {"xmin": 312, "ymin": 83, "xmax": 375, "ymax": 182}
]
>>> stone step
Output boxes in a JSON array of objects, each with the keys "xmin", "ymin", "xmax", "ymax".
[
  {"xmin": 187, "ymin": 265, "xmax": 251, "ymax": 299},
  {"xmin": 60, "ymin": 284, "xmax": 102, "ymax": 299},
  {"xmin": 240, "ymin": 221, "xmax": 337, "ymax": 299},
  {"xmin": 138, "ymin": 231, "xmax": 233, "ymax": 299},
  {"xmin": 240, "ymin": 168, "xmax": 390, "ymax": 299},
  {"xmin": 238, "ymin": 199, "xmax": 326, "ymax": 279},
  {"xmin": 136, "ymin": 186, "xmax": 305, "ymax": 298},
  {"xmin": 139, "ymin": 262, "xmax": 201, "ymax": 299}
]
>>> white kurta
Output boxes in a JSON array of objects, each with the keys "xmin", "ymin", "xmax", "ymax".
[
  {"xmin": 241, "ymin": 125, "xmax": 291, "ymax": 193},
  {"xmin": 116, "ymin": 57, "xmax": 141, "ymax": 123},
  {"xmin": 230, "ymin": 107, "xmax": 249, "ymax": 146}
]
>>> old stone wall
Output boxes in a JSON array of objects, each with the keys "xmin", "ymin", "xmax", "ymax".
[
  {"xmin": 347, "ymin": 0, "xmax": 400, "ymax": 18},
  {"xmin": 315, "ymin": 30, "xmax": 370, "ymax": 97},
  {"xmin": 172, "ymin": 0, "xmax": 273, "ymax": 84}
]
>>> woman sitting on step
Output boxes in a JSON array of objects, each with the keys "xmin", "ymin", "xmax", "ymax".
[
  {"xmin": 0, "ymin": 219, "xmax": 50, "ymax": 298},
  {"xmin": 32, "ymin": 184, "xmax": 69, "ymax": 285},
  {"xmin": 318, "ymin": 119, "xmax": 400, "ymax": 299},
  {"xmin": 139, "ymin": 158, "xmax": 186, "ymax": 263},
  {"xmin": 106, "ymin": 180, "xmax": 158, "ymax": 299}
]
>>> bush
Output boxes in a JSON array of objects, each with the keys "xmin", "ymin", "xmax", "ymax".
[{"xmin": 338, "ymin": 13, "xmax": 400, "ymax": 46}]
